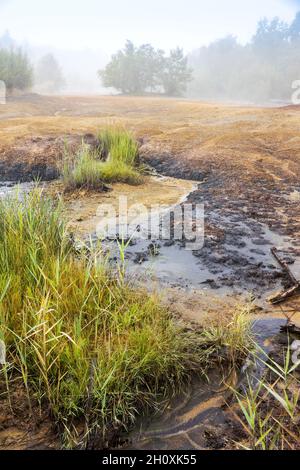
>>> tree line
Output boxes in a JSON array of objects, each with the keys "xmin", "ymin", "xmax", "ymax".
[
  {"xmin": 0, "ymin": 31, "xmax": 65, "ymax": 94},
  {"xmin": 0, "ymin": 47, "xmax": 33, "ymax": 91},
  {"xmin": 3, "ymin": 11, "xmax": 300, "ymax": 101},
  {"xmin": 188, "ymin": 12, "xmax": 300, "ymax": 102},
  {"xmin": 99, "ymin": 40, "xmax": 192, "ymax": 96}
]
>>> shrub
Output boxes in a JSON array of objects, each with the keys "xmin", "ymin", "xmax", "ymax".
[{"xmin": 0, "ymin": 47, "xmax": 33, "ymax": 92}]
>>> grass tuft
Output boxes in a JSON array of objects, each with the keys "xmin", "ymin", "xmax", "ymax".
[
  {"xmin": 98, "ymin": 127, "xmax": 139, "ymax": 167},
  {"xmin": 0, "ymin": 187, "xmax": 202, "ymax": 448},
  {"xmin": 232, "ymin": 341, "xmax": 300, "ymax": 450},
  {"xmin": 62, "ymin": 127, "xmax": 142, "ymax": 190}
]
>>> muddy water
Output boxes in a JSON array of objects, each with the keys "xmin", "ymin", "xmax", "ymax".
[
  {"xmin": 0, "ymin": 181, "xmax": 35, "ymax": 197},
  {"xmin": 3, "ymin": 177, "xmax": 299, "ymax": 302},
  {"xmin": 124, "ymin": 317, "xmax": 287, "ymax": 451},
  {"xmin": 96, "ymin": 189, "xmax": 300, "ymax": 302}
]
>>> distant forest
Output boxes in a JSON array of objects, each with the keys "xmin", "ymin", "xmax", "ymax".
[
  {"xmin": 0, "ymin": 31, "xmax": 65, "ymax": 94},
  {"xmin": 100, "ymin": 11, "xmax": 300, "ymax": 102},
  {"xmin": 188, "ymin": 12, "xmax": 300, "ymax": 103},
  {"xmin": 2, "ymin": 11, "xmax": 300, "ymax": 102}
]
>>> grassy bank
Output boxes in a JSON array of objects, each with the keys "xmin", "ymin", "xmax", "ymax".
[
  {"xmin": 0, "ymin": 188, "xmax": 253, "ymax": 449},
  {"xmin": 62, "ymin": 128, "xmax": 142, "ymax": 190}
]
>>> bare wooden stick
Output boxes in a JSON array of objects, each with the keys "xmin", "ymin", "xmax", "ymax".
[
  {"xmin": 280, "ymin": 323, "xmax": 300, "ymax": 335},
  {"xmin": 269, "ymin": 247, "xmax": 300, "ymax": 305},
  {"xmin": 271, "ymin": 247, "xmax": 298, "ymax": 285},
  {"xmin": 269, "ymin": 284, "xmax": 300, "ymax": 305}
]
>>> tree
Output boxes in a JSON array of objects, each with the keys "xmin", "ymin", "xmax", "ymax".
[
  {"xmin": 188, "ymin": 36, "xmax": 246, "ymax": 100},
  {"xmin": 159, "ymin": 48, "xmax": 192, "ymax": 96},
  {"xmin": 99, "ymin": 41, "xmax": 192, "ymax": 96},
  {"xmin": 35, "ymin": 54, "xmax": 65, "ymax": 93},
  {"xmin": 0, "ymin": 47, "xmax": 33, "ymax": 92},
  {"xmin": 99, "ymin": 40, "xmax": 158, "ymax": 94},
  {"xmin": 187, "ymin": 12, "xmax": 300, "ymax": 102},
  {"xmin": 99, "ymin": 41, "xmax": 137, "ymax": 94},
  {"xmin": 252, "ymin": 17, "xmax": 289, "ymax": 54},
  {"xmin": 160, "ymin": 48, "xmax": 192, "ymax": 96}
]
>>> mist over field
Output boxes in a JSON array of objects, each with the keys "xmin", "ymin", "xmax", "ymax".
[{"xmin": 1, "ymin": 0, "xmax": 300, "ymax": 101}]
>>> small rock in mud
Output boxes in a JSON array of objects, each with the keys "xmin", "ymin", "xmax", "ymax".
[
  {"xmin": 252, "ymin": 238, "xmax": 270, "ymax": 246},
  {"xmin": 250, "ymin": 248, "xmax": 266, "ymax": 256},
  {"xmin": 148, "ymin": 243, "xmax": 160, "ymax": 256},
  {"xmin": 164, "ymin": 240, "xmax": 175, "ymax": 247},
  {"xmin": 134, "ymin": 252, "xmax": 148, "ymax": 264},
  {"xmin": 201, "ymin": 279, "xmax": 219, "ymax": 289}
]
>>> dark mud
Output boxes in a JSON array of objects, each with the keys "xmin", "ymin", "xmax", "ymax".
[
  {"xmin": 186, "ymin": 175, "xmax": 300, "ymax": 296},
  {"xmin": 119, "ymin": 153, "xmax": 300, "ymax": 300},
  {"xmin": 0, "ymin": 133, "xmax": 99, "ymax": 182},
  {"xmin": 143, "ymin": 153, "xmax": 206, "ymax": 181},
  {"xmin": 97, "ymin": 185, "xmax": 300, "ymax": 300}
]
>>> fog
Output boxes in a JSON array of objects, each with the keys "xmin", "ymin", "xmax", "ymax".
[{"xmin": 1, "ymin": 0, "xmax": 300, "ymax": 100}]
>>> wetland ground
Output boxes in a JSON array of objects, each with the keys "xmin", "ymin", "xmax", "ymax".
[{"xmin": 0, "ymin": 95, "xmax": 300, "ymax": 450}]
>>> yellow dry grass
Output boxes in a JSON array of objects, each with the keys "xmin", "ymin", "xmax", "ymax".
[{"xmin": 0, "ymin": 95, "xmax": 300, "ymax": 182}]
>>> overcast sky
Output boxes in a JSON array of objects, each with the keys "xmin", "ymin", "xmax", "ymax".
[{"xmin": 0, "ymin": 0, "xmax": 300, "ymax": 53}]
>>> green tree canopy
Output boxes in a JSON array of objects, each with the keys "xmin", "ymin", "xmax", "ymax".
[
  {"xmin": 0, "ymin": 47, "xmax": 33, "ymax": 92},
  {"xmin": 99, "ymin": 41, "xmax": 192, "ymax": 96}
]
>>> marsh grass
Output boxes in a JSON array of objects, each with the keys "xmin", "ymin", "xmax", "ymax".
[
  {"xmin": 0, "ymin": 188, "xmax": 206, "ymax": 448},
  {"xmin": 0, "ymin": 188, "xmax": 255, "ymax": 448},
  {"xmin": 99, "ymin": 127, "xmax": 139, "ymax": 167},
  {"xmin": 62, "ymin": 128, "xmax": 142, "ymax": 190},
  {"xmin": 199, "ymin": 306, "xmax": 253, "ymax": 367},
  {"xmin": 232, "ymin": 342, "xmax": 300, "ymax": 450},
  {"xmin": 62, "ymin": 146, "xmax": 105, "ymax": 190}
]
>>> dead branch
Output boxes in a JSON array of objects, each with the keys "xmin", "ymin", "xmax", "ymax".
[
  {"xmin": 269, "ymin": 284, "xmax": 300, "ymax": 305},
  {"xmin": 280, "ymin": 323, "xmax": 300, "ymax": 336},
  {"xmin": 269, "ymin": 247, "xmax": 300, "ymax": 305},
  {"xmin": 271, "ymin": 247, "xmax": 298, "ymax": 285}
]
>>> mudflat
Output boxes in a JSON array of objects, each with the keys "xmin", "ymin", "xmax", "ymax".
[{"xmin": 1, "ymin": 95, "xmax": 300, "ymax": 308}]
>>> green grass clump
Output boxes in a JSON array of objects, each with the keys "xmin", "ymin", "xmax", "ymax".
[
  {"xmin": 99, "ymin": 127, "xmax": 139, "ymax": 166},
  {"xmin": 96, "ymin": 160, "xmax": 142, "ymax": 185},
  {"xmin": 62, "ymin": 145, "xmax": 105, "ymax": 190},
  {"xmin": 62, "ymin": 128, "xmax": 141, "ymax": 190},
  {"xmin": 0, "ymin": 188, "xmax": 203, "ymax": 448},
  {"xmin": 200, "ymin": 307, "xmax": 253, "ymax": 366}
]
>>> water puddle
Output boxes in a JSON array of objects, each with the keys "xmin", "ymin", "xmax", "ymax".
[
  {"xmin": 0, "ymin": 181, "xmax": 35, "ymax": 198},
  {"xmin": 124, "ymin": 317, "xmax": 287, "ymax": 451},
  {"xmin": 95, "ymin": 199, "xmax": 300, "ymax": 301}
]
